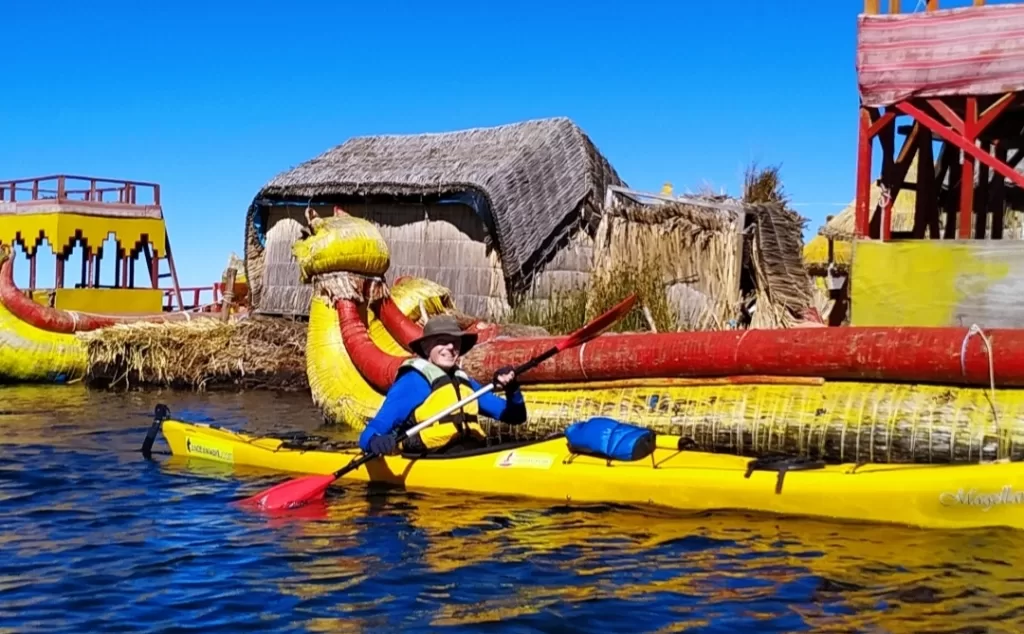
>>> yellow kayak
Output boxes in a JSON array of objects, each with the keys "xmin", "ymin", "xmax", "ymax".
[{"xmin": 149, "ymin": 406, "xmax": 1024, "ymax": 531}]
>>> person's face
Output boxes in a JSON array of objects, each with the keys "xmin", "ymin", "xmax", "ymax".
[{"xmin": 426, "ymin": 336, "xmax": 461, "ymax": 369}]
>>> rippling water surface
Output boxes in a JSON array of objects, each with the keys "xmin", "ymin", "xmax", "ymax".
[{"xmin": 3, "ymin": 385, "xmax": 1024, "ymax": 633}]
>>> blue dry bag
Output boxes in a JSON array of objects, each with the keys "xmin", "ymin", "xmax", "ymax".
[{"xmin": 564, "ymin": 417, "xmax": 657, "ymax": 462}]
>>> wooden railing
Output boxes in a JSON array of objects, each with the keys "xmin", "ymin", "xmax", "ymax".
[
  {"xmin": 163, "ymin": 285, "xmax": 222, "ymax": 312},
  {"xmin": 864, "ymin": 0, "xmax": 985, "ymax": 12},
  {"xmin": 0, "ymin": 175, "xmax": 161, "ymax": 206},
  {"xmin": 864, "ymin": 0, "xmax": 986, "ymax": 12}
]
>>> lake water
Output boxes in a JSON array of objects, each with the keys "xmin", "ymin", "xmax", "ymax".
[{"xmin": 2, "ymin": 384, "xmax": 1024, "ymax": 633}]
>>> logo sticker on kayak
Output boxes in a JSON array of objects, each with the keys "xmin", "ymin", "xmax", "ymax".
[
  {"xmin": 185, "ymin": 436, "xmax": 235, "ymax": 464},
  {"xmin": 939, "ymin": 486, "xmax": 1024, "ymax": 511},
  {"xmin": 494, "ymin": 450, "xmax": 553, "ymax": 470}
]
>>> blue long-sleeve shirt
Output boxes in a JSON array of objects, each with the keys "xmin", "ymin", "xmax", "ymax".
[{"xmin": 358, "ymin": 370, "xmax": 527, "ymax": 452}]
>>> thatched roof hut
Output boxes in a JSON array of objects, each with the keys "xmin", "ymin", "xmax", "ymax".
[
  {"xmin": 244, "ymin": 117, "xmax": 625, "ymax": 318},
  {"xmin": 597, "ymin": 188, "xmax": 817, "ymax": 330}
]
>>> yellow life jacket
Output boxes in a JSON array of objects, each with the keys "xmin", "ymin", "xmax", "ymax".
[{"xmin": 398, "ymin": 358, "xmax": 488, "ymax": 451}]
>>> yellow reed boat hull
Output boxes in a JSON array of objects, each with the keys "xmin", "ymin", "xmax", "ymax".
[{"xmin": 160, "ymin": 418, "xmax": 1024, "ymax": 531}]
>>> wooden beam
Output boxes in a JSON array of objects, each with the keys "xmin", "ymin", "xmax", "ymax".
[
  {"xmin": 855, "ymin": 108, "xmax": 875, "ymax": 238},
  {"xmin": 867, "ymin": 110, "xmax": 897, "ymax": 138},
  {"xmin": 879, "ymin": 115, "xmax": 897, "ymax": 241},
  {"xmin": 895, "ymin": 101, "xmax": 1024, "ymax": 191},
  {"xmin": 55, "ymin": 256, "xmax": 64, "ymax": 290},
  {"xmin": 164, "ymin": 235, "xmax": 185, "ymax": 313},
  {"xmin": 926, "ymin": 98, "xmax": 964, "ymax": 134},
  {"xmin": 974, "ymin": 140, "xmax": 991, "ymax": 239},
  {"xmin": 975, "ymin": 93, "xmax": 1018, "ymax": 137},
  {"xmin": 992, "ymin": 142, "xmax": 1007, "ymax": 239},
  {"xmin": 865, "ymin": 0, "xmax": 880, "ymax": 13},
  {"xmin": 28, "ymin": 253, "xmax": 36, "ymax": 290},
  {"xmin": 915, "ymin": 129, "xmax": 936, "ymax": 238},
  {"xmin": 959, "ymin": 97, "xmax": 978, "ymax": 238},
  {"xmin": 889, "ymin": 0, "xmax": 901, "ymax": 12},
  {"xmin": 927, "ymin": 0, "xmax": 938, "ymax": 10}
]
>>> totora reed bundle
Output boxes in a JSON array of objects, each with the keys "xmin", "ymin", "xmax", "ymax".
[
  {"xmin": 473, "ymin": 379, "xmax": 1024, "ymax": 465},
  {"xmin": 78, "ymin": 316, "xmax": 308, "ymax": 391}
]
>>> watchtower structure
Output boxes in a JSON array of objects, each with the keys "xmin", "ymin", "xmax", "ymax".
[
  {"xmin": 0, "ymin": 175, "xmax": 186, "ymax": 313},
  {"xmin": 850, "ymin": 0, "xmax": 1024, "ymax": 328}
]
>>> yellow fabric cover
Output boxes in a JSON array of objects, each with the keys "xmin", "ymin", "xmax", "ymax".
[{"xmin": 292, "ymin": 214, "xmax": 390, "ymax": 282}]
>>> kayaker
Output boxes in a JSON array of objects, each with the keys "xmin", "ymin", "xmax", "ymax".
[{"xmin": 358, "ymin": 314, "xmax": 526, "ymax": 456}]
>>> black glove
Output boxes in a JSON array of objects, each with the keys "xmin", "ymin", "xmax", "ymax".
[
  {"xmin": 492, "ymin": 365, "xmax": 520, "ymax": 393},
  {"xmin": 367, "ymin": 432, "xmax": 399, "ymax": 456}
]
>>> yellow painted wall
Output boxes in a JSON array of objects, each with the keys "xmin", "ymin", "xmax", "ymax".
[
  {"xmin": 30, "ymin": 288, "xmax": 164, "ymax": 314},
  {"xmin": 0, "ymin": 213, "xmax": 166, "ymax": 256},
  {"xmin": 851, "ymin": 240, "xmax": 1024, "ymax": 327}
]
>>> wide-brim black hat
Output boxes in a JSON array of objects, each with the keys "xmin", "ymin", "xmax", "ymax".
[{"xmin": 408, "ymin": 314, "xmax": 479, "ymax": 357}]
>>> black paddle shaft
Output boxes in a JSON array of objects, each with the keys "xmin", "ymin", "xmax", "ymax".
[{"xmin": 510, "ymin": 345, "xmax": 560, "ymax": 378}]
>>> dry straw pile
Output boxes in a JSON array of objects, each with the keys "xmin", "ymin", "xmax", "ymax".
[{"xmin": 79, "ymin": 316, "xmax": 308, "ymax": 391}]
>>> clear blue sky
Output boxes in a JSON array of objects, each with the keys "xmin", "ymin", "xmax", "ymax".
[{"xmin": 1, "ymin": 0, "xmax": 1003, "ymax": 289}]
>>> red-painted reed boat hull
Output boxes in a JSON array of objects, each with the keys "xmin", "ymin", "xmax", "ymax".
[
  {"xmin": 368, "ymin": 295, "xmax": 1022, "ymax": 389},
  {"xmin": 0, "ymin": 250, "xmax": 221, "ymax": 333}
]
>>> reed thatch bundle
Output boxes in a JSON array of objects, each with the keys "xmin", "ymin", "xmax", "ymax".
[
  {"xmin": 79, "ymin": 316, "xmax": 308, "ymax": 391},
  {"xmin": 589, "ymin": 195, "xmax": 814, "ymax": 331},
  {"xmin": 747, "ymin": 202, "xmax": 815, "ymax": 328},
  {"xmin": 475, "ymin": 379, "xmax": 1024, "ymax": 465},
  {"xmin": 592, "ymin": 199, "xmax": 741, "ymax": 330},
  {"xmin": 803, "ymin": 234, "xmax": 853, "ymax": 276}
]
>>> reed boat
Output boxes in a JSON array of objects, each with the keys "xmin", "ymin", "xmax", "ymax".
[{"xmin": 279, "ymin": 209, "xmax": 1024, "ymax": 466}]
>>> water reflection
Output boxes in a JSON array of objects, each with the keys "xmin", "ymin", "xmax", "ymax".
[{"xmin": 2, "ymin": 384, "xmax": 1024, "ymax": 632}]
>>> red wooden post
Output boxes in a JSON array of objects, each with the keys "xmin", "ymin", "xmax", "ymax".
[
  {"xmin": 57, "ymin": 176, "xmax": 66, "ymax": 201},
  {"xmin": 55, "ymin": 256, "xmax": 65, "ymax": 289},
  {"xmin": 878, "ymin": 112, "xmax": 896, "ymax": 242},
  {"xmin": 959, "ymin": 97, "xmax": 978, "ymax": 238},
  {"xmin": 28, "ymin": 252, "xmax": 36, "ymax": 290},
  {"xmin": 149, "ymin": 249, "xmax": 158, "ymax": 289},
  {"xmin": 81, "ymin": 248, "xmax": 90, "ymax": 288},
  {"xmin": 855, "ymin": 108, "xmax": 874, "ymax": 238},
  {"xmin": 153, "ymin": 184, "xmax": 161, "ymax": 205}
]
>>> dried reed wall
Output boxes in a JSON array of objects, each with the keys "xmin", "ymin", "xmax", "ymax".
[
  {"xmin": 255, "ymin": 202, "xmax": 594, "ymax": 320},
  {"xmin": 256, "ymin": 214, "xmax": 311, "ymax": 317},
  {"xmin": 592, "ymin": 201, "xmax": 744, "ymax": 330}
]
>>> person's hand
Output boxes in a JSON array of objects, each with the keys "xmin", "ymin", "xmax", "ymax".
[
  {"xmin": 367, "ymin": 432, "xmax": 398, "ymax": 456},
  {"xmin": 493, "ymin": 365, "xmax": 519, "ymax": 392}
]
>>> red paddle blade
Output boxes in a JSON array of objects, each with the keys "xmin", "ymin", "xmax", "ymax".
[
  {"xmin": 558, "ymin": 293, "xmax": 637, "ymax": 351},
  {"xmin": 237, "ymin": 473, "xmax": 337, "ymax": 511}
]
